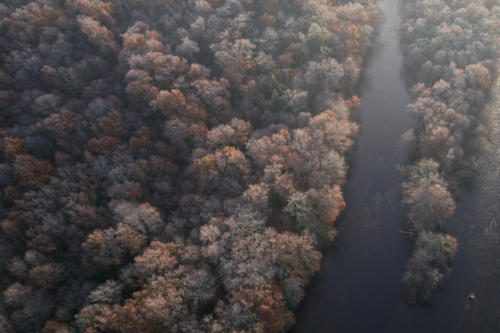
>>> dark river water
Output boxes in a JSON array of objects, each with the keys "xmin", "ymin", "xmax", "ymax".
[{"xmin": 293, "ymin": 1, "xmax": 500, "ymax": 332}]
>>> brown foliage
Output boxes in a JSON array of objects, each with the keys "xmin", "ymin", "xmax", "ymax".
[
  {"xmin": 129, "ymin": 126, "xmax": 152, "ymax": 153},
  {"xmin": 75, "ymin": 0, "xmax": 115, "ymax": 25},
  {"xmin": 3, "ymin": 186, "xmax": 21, "ymax": 203},
  {"xmin": 43, "ymin": 109, "xmax": 80, "ymax": 145},
  {"xmin": 93, "ymin": 274, "xmax": 186, "ymax": 332},
  {"xmin": 259, "ymin": 14, "xmax": 277, "ymax": 27},
  {"xmin": 98, "ymin": 110, "xmax": 128, "ymax": 138},
  {"xmin": 87, "ymin": 136, "xmax": 121, "ymax": 156},
  {"xmin": 3, "ymin": 18, "xmax": 28, "ymax": 33},
  {"xmin": 29, "ymin": 264, "xmax": 64, "ymax": 289},
  {"xmin": 13, "ymin": 155, "xmax": 54, "ymax": 189},
  {"xmin": 41, "ymin": 321, "xmax": 71, "ymax": 333},
  {"xmin": 238, "ymin": 285, "xmax": 294, "ymax": 333},
  {"xmin": 4, "ymin": 137, "xmax": 26, "ymax": 161},
  {"xmin": 150, "ymin": 89, "xmax": 186, "ymax": 117},
  {"xmin": 82, "ymin": 225, "xmax": 147, "ymax": 273}
]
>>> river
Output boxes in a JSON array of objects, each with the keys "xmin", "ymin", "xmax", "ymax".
[
  {"xmin": 293, "ymin": 0, "xmax": 412, "ymax": 331},
  {"xmin": 293, "ymin": 1, "xmax": 499, "ymax": 332}
]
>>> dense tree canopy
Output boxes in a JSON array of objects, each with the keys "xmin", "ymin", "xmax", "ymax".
[{"xmin": 0, "ymin": 0, "xmax": 378, "ymax": 331}]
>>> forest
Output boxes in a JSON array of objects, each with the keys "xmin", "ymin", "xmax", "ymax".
[
  {"xmin": 1, "ymin": 0, "xmax": 499, "ymax": 332},
  {"xmin": 0, "ymin": 0, "xmax": 378, "ymax": 332}
]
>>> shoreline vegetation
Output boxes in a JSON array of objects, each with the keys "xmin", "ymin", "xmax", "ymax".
[
  {"xmin": 398, "ymin": 0, "xmax": 499, "ymax": 304},
  {"xmin": 0, "ymin": 1, "xmax": 379, "ymax": 331}
]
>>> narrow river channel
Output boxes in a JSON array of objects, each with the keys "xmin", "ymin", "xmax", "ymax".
[
  {"xmin": 294, "ymin": 1, "xmax": 500, "ymax": 332},
  {"xmin": 293, "ymin": 1, "xmax": 412, "ymax": 331}
]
